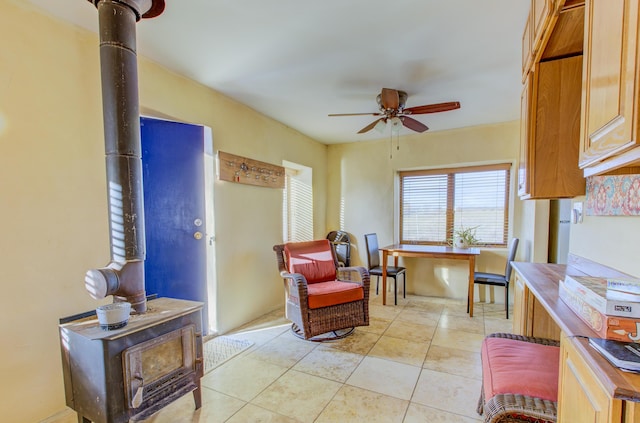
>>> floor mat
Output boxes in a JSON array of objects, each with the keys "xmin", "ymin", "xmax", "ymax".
[{"xmin": 203, "ymin": 336, "xmax": 253, "ymax": 374}]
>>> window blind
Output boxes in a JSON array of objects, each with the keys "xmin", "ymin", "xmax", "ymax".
[{"xmin": 400, "ymin": 163, "xmax": 511, "ymax": 247}]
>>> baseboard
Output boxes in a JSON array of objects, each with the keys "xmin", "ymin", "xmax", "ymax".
[{"xmin": 40, "ymin": 408, "xmax": 75, "ymax": 423}]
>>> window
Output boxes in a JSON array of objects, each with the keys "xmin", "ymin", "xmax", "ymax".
[
  {"xmin": 400, "ymin": 163, "xmax": 511, "ymax": 247},
  {"xmin": 282, "ymin": 161, "xmax": 313, "ymax": 242}
]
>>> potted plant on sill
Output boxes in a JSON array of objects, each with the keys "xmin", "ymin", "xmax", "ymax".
[{"xmin": 450, "ymin": 226, "xmax": 479, "ymax": 249}]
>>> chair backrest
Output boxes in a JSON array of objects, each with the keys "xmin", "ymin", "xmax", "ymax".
[
  {"xmin": 364, "ymin": 233, "xmax": 381, "ymax": 269},
  {"xmin": 504, "ymin": 238, "xmax": 519, "ymax": 280},
  {"xmin": 326, "ymin": 230, "xmax": 351, "ymax": 267},
  {"xmin": 283, "ymin": 239, "xmax": 337, "ymax": 283}
]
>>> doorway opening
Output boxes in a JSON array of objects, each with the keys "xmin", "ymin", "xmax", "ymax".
[{"xmin": 140, "ymin": 116, "xmax": 217, "ymax": 334}]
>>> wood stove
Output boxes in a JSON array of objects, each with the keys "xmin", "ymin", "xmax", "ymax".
[
  {"xmin": 59, "ymin": 3, "xmax": 205, "ymax": 421},
  {"xmin": 59, "ymin": 298, "xmax": 203, "ymax": 423}
]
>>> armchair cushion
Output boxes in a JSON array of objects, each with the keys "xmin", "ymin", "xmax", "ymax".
[
  {"xmin": 284, "ymin": 240, "xmax": 337, "ymax": 283},
  {"xmin": 307, "ymin": 281, "xmax": 364, "ymax": 309}
]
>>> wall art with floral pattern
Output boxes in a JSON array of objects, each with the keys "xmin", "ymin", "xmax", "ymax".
[{"xmin": 586, "ymin": 174, "xmax": 640, "ymax": 216}]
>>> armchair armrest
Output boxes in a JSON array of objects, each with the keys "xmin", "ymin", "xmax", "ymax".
[
  {"xmin": 279, "ymin": 271, "xmax": 309, "ymax": 288},
  {"xmin": 279, "ymin": 271, "xmax": 309, "ymax": 305}
]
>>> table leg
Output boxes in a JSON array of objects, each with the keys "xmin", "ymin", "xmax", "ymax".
[
  {"xmin": 382, "ymin": 250, "xmax": 388, "ymax": 305},
  {"xmin": 468, "ymin": 255, "xmax": 476, "ymax": 317}
]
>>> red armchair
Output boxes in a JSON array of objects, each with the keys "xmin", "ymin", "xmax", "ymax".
[{"xmin": 273, "ymin": 239, "xmax": 370, "ymax": 341}]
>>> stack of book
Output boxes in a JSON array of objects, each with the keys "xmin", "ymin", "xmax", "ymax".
[
  {"xmin": 558, "ymin": 275, "xmax": 640, "ymax": 343},
  {"xmin": 588, "ymin": 337, "xmax": 640, "ymax": 373}
]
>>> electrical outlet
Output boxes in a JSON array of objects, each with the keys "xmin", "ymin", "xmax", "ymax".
[{"xmin": 572, "ymin": 202, "xmax": 583, "ymax": 224}]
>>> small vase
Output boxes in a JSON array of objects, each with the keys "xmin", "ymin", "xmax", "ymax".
[{"xmin": 454, "ymin": 238, "xmax": 468, "ymax": 249}]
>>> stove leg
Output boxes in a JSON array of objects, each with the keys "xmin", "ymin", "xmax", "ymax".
[
  {"xmin": 193, "ymin": 382, "xmax": 202, "ymax": 410},
  {"xmin": 77, "ymin": 415, "xmax": 91, "ymax": 423}
]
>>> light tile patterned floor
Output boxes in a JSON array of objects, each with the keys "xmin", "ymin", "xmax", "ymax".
[{"xmin": 54, "ymin": 292, "xmax": 512, "ymax": 423}]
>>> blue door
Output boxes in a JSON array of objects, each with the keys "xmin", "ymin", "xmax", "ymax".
[{"xmin": 140, "ymin": 117, "xmax": 209, "ymax": 333}]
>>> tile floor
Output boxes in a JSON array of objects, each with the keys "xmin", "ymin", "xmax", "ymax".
[
  {"xmin": 141, "ymin": 291, "xmax": 512, "ymax": 423},
  {"xmin": 53, "ymin": 291, "xmax": 511, "ymax": 423}
]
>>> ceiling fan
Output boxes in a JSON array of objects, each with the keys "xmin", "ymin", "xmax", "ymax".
[{"xmin": 329, "ymin": 88, "xmax": 460, "ymax": 134}]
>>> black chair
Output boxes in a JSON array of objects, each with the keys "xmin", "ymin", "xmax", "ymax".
[
  {"xmin": 364, "ymin": 233, "xmax": 406, "ymax": 305},
  {"xmin": 470, "ymin": 238, "xmax": 519, "ymax": 319}
]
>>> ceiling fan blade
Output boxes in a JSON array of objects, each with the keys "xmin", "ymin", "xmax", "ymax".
[
  {"xmin": 404, "ymin": 101, "xmax": 461, "ymax": 115},
  {"xmin": 328, "ymin": 112, "xmax": 380, "ymax": 117},
  {"xmin": 358, "ymin": 118, "xmax": 386, "ymax": 134},
  {"xmin": 380, "ymin": 88, "xmax": 400, "ymax": 110},
  {"xmin": 401, "ymin": 116, "xmax": 429, "ymax": 133}
]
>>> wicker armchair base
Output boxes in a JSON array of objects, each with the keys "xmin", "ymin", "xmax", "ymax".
[
  {"xmin": 290, "ymin": 323, "xmax": 355, "ymax": 342},
  {"xmin": 478, "ymin": 333, "xmax": 559, "ymax": 423},
  {"xmin": 286, "ymin": 298, "xmax": 369, "ymax": 341}
]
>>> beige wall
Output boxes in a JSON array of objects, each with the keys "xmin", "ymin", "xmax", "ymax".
[
  {"xmin": 327, "ymin": 121, "xmax": 522, "ymax": 299},
  {"xmin": 569, "ymin": 195, "xmax": 640, "ymax": 277},
  {"xmin": 0, "ymin": 1, "xmax": 327, "ymax": 421}
]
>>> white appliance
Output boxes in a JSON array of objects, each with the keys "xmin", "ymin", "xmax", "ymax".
[{"xmin": 548, "ymin": 199, "xmax": 571, "ymax": 264}]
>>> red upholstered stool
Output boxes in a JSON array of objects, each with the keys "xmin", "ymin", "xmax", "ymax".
[{"xmin": 478, "ymin": 333, "xmax": 560, "ymax": 423}]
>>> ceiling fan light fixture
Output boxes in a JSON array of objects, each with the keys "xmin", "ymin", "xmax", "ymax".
[
  {"xmin": 374, "ymin": 119, "xmax": 387, "ymax": 133},
  {"xmin": 390, "ymin": 117, "xmax": 402, "ymax": 133}
]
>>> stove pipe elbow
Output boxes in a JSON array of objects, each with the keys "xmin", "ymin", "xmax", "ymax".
[{"xmin": 85, "ymin": 261, "xmax": 146, "ymax": 312}]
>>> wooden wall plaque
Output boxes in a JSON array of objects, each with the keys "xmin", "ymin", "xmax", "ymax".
[{"xmin": 217, "ymin": 151, "xmax": 285, "ymax": 189}]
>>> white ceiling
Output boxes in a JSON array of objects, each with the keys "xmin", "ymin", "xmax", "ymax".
[{"xmin": 26, "ymin": 0, "xmax": 529, "ymax": 144}]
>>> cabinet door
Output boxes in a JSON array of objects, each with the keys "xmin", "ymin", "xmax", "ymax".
[
  {"xmin": 532, "ymin": 0, "xmax": 553, "ymax": 44},
  {"xmin": 518, "ymin": 74, "xmax": 532, "ymax": 197},
  {"xmin": 532, "ymin": 56, "xmax": 584, "ymax": 198},
  {"xmin": 531, "ymin": 0, "xmax": 554, "ymax": 63},
  {"xmin": 580, "ymin": 0, "xmax": 640, "ymax": 169},
  {"xmin": 522, "ymin": 9, "xmax": 532, "ymax": 79},
  {"xmin": 512, "ymin": 274, "xmax": 528, "ymax": 335},
  {"xmin": 558, "ymin": 334, "xmax": 622, "ymax": 423},
  {"xmin": 519, "ymin": 56, "xmax": 585, "ymax": 199},
  {"xmin": 523, "ymin": 0, "xmax": 555, "ymax": 78}
]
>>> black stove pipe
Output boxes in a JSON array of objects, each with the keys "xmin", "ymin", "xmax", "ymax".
[{"xmin": 83, "ymin": 0, "xmax": 165, "ymax": 314}]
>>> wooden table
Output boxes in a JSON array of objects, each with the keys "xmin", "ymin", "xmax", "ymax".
[{"xmin": 380, "ymin": 244, "xmax": 481, "ymax": 315}]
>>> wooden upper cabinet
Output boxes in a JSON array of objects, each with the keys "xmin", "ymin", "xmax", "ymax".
[
  {"xmin": 580, "ymin": 0, "xmax": 640, "ymax": 174},
  {"xmin": 523, "ymin": 0, "xmax": 585, "ymax": 77},
  {"xmin": 520, "ymin": 56, "xmax": 585, "ymax": 199},
  {"xmin": 523, "ymin": 0, "xmax": 555, "ymax": 79},
  {"xmin": 519, "ymin": 0, "xmax": 586, "ymax": 199}
]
